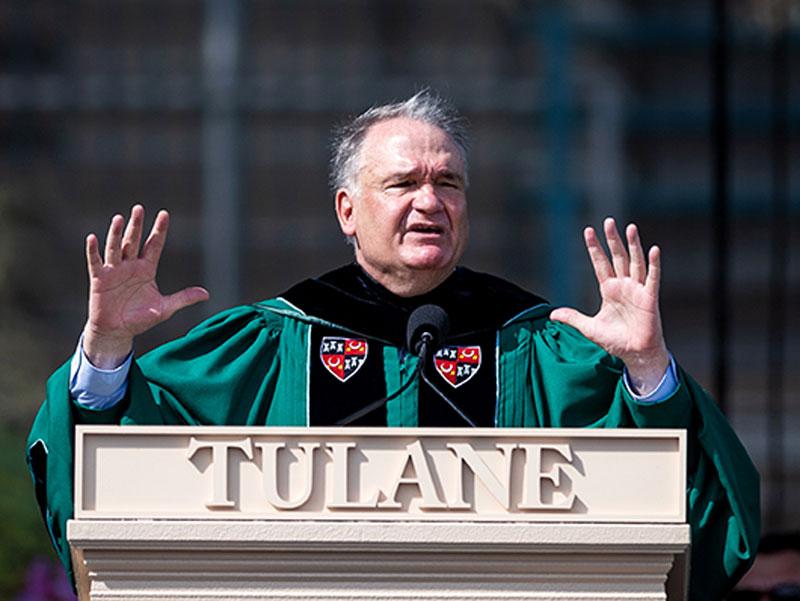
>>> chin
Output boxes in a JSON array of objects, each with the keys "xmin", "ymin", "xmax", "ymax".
[{"xmin": 403, "ymin": 249, "xmax": 456, "ymax": 273}]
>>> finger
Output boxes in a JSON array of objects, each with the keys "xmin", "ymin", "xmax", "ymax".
[
  {"xmin": 604, "ymin": 217, "xmax": 629, "ymax": 277},
  {"xmin": 141, "ymin": 209, "xmax": 170, "ymax": 266},
  {"xmin": 549, "ymin": 307, "xmax": 595, "ymax": 338},
  {"xmin": 121, "ymin": 204, "xmax": 145, "ymax": 260},
  {"xmin": 162, "ymin": 286, "xmax": 210, "ymax": 319},
  {"xmin": 86, "ymin": 233, "xmax": 103, "ymax": 277},
  {"xmin": 104, "ymin": 214, "xmax": 125, "ymax": 266},
  {"xmin": 627, "ymin": 223, "xmax": 647, "ymax": 283},
  {"xmin": 584, "ymin": 226, "xmax": 614, "ymax": 285},
  {"xmin": 645, "ymin": 245, "xmax": 661, "ymax": 296}
]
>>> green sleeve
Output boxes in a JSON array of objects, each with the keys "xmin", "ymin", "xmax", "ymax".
[
  {"xmin": 25, "ymin": 304, "xmax": 288, "ymax": 586},
  {"xmin": 516, "ymin": 318, "xmax": 760, "ymax": 600},
  {"xmin": 130, "ymin": 305, "xmax": 285, "ymax": 425}
]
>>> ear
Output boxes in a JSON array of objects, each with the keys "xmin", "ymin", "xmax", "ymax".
[{"xmin": 335, "ymin": 188, "xmax": 357, "ymax": 237}]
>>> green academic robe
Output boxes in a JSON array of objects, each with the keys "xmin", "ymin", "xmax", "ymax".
[{"xmin": 27, "ymin": 282, "xmax": 760, "ymax": 599}]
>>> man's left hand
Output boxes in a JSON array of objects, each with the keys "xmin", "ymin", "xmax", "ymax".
[{"xmin": 550, "ymin": 217, "xmax": 670, "ymax": 396}]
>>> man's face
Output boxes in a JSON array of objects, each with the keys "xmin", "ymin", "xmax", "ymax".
[{"xmin": 335, "ymin": 117, "xmax": 469, "ymax": 295}]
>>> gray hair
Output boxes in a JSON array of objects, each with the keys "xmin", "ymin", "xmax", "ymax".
[{"xmin": 329, "ymin": 90, "xmax": 470, "ymax": 193}]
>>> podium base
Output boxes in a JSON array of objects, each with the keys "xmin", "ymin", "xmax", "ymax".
[{"xmin": 68, "ymin": 520, "xmax": 689, "ymax": 601}]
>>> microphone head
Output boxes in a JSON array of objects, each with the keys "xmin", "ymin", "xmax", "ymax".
[{"xmin": 406, "ymin": 304, "xmax": 450, "ymax": 355}]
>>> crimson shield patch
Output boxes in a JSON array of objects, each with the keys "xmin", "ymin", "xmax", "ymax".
[
  {"xmin": 434, "ymin": 345, "xmax": 482, "ymax": 388},
  {"xmin": 320, "ymin": 337, "xmax": 368, "ymax": 382}
]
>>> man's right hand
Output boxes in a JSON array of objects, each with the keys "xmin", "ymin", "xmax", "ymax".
[{"xmin": 83, "ymin": 205, "xmax": 209, "ymax": 368}]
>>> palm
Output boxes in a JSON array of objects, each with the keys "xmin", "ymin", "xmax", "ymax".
[
  {"xmin": 88, "ymin": 259, "xmax": 169, "ymax": 338},
  {"xmin": 585, "ymin": 276, "xmax": 662, "ymax": 360},
  {"xmin": 83, "ymin": 206, "xmax": 208, "ymax": 364},
  {"xmin": 550, "ymin": 219, "xmax": 669, "ymax": 390}
]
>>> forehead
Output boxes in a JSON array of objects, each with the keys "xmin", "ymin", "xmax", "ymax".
[{"xmin": 358, "ymin": 117, "xmax": 464, "ymax": 176}]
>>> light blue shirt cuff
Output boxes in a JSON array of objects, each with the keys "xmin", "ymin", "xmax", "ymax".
[
  {"xmin": 622, "ymin": 355, "xmax": 678, "ymax": 405},
  {"xmin": 69, "ymin": 334, "xmax": 132, "ymax": 410}
]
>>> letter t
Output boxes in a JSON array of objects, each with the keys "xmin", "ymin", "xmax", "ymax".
[{"xmin": 186, "ymin": 437, "xmax": 254, "ymax": 508}]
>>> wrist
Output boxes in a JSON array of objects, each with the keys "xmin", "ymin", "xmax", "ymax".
[
  {"xmin": 622, "ymin": 347, "xmax": 670, "ymax": 396},
  {"xmin": 82, "ymin": 324, "xmax": 133, "ymax": 369}
]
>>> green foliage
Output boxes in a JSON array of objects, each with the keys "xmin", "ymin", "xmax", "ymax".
[{"xmin": 0, "ymin": 428, "xmax": 58, "ymax": 598}]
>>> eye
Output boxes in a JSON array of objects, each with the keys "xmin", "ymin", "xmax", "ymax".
[
  {"xmin": 437, "ymin": 178, "xmax": 461, "ymax": 189},
  {"xmin": 388, "ymin": 180, "xmax": 414, "ymax": 189}
]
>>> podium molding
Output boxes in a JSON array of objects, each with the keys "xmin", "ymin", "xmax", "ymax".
[{"xmin": 69, "ymin": 520, "xmax": 689, "ymax": 600}]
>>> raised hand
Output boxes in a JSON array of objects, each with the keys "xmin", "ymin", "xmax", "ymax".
[
  {"xmin": 549, "ymin": 218, "xmax": 670, "ymax": 395},
  {"xmin": 83, "ymin": 205, "xmax": 209, "ymax": 368}
]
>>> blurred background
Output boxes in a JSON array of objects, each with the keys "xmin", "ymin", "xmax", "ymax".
[{"xmin": 1, "ymin": 0, "xmax": 798, "ymax": 598}]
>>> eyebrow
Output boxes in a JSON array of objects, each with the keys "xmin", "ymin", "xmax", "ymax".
[{"xmin": 381, "ymin": 169, "xmax": 464, "ymax": 185}]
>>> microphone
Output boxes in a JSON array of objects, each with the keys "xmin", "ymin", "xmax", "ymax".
[
  {"xmin": 406, "ymin": 304, "xmax": 450, "ymax": 358},
  {"xmin": 407, "ymin": 305, "xmax": 476, "ymax": 428}
]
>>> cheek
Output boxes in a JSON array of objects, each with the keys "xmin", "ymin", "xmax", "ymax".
[
  {"xmin": 383, "ymin": 201, "xmax": 412, "ymax": 228},
  {"xmin": 452, "ymin": 206, "xmax": 469, "ymax": 250},
  {"xmin": 364, "ymin": 206, "xmax": 403, "ymax": 243},
  {"xmin": 448, "ymin": 199, "xmax": 468, "ymax": 228}
]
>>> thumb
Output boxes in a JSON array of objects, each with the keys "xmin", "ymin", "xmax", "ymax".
[
  {"xmin": 163, "ymin": 286, "xmax": 210, "ymax": 318},
  {"xmin": 549, "ymin": 307, "xmax": 593, "ymax": 336}
]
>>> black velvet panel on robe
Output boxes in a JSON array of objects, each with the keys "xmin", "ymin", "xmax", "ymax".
[{"xmin": 281, "ymin": 264, "xmax": 546, "ymax": 427}]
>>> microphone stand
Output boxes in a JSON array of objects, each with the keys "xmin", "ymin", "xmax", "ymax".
[
  {"xmin": 420, "ymin": 369, "xmax": 477, "ymax": 428},
  {"xmin": 335, "ymin": 355, "xmax": 423, "ymax": 426}
]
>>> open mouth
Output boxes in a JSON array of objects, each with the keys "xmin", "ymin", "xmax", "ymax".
[{"xmin": 407, "ymin": 224, "xmax": 444, "ymax": 235}]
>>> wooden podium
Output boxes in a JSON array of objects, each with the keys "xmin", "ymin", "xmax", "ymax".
[{"xmin": 69, "ymin": 426, "xmax": 690, "ymax": 600}]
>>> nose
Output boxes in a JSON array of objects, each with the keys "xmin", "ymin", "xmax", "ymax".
[{"xmin": 412, "ymin": 183, "xmax": 443, "ymax": 212}]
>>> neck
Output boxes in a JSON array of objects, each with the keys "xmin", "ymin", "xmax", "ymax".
[{"xmin": 355, "ymin": 260, "xmax": 452, "ymax": 298}]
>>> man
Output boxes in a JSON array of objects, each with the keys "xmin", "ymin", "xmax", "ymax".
[{"xmin": 28, "ymin": 91, "xmax": 759, "ymax": 599}]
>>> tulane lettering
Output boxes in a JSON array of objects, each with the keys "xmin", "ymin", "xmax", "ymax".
[
  {"xmin": 378, "ymin": 441, "xmax": 447, "ymax": 509},
  {"xmin": 256, "ymin": 442, "xmax": 319, "ymax": 509},
  {"xmin": 186, "ymin": 437, "xmax": 253, "ymax": 508},
  {"xmin": 187, "ymin": 437, "xmax": 579, "ymax": 513},
  {"xmin": 325, "ymin": 442, "xmax": 380, "ymax": 508},
  {"xmin": 518, "ymin": 443, "xmax": 576, "ymax": 510},
  {"xmin": 446, "ymin": 442, "xmax": 516, "ymax": 509}
]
